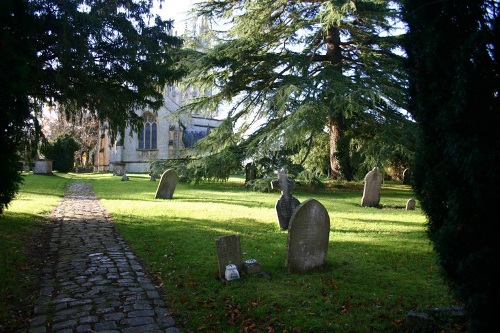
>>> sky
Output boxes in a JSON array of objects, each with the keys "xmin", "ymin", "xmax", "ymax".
[{"xmin": 151, "ymin": 0, "xmax": 194, "ymax": 35}]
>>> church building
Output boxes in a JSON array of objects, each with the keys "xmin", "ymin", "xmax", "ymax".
[{"xmin": 94, "ymin": 85, "xmax": 221, "ymax": 174}]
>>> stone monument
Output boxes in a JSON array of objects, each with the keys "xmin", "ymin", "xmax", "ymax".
[
  {"xmin": 33, "ymin": 159, "xmax": 53, "ymax": 175},
  {"xmin": 361, "ymin": 167, "xmax": 382, "ymax": 207},
  {"xmin": 286, "ymin": 199, "xmax": 330, "ymax": 273},
  {"xmin": 271, "ymin": 169, "xmax": 300, "ymax": 230},
  {"xmin": 155, "ymin": 169, "xmax": 179, "ymax": 199},
  {"xmin": 215, "ymin": 234, "xmax": 243, "ymax": 280}
]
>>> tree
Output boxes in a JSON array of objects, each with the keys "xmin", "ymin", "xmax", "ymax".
[
  {"xmin": 42, "ymin": 110, "xmax": 99, "ymax": 168},
  {"xmin": 40, "ymin": 134, "xmax": 80, "ymax": 173},
  {"xmin": 403, "ymin": 0, "xmax": 500, "ymax": 331},
  {"xmin": 180, "ymin": 0, "xmax": 411, "ymax": 180},
  {"xmin": 0, "ymin": 0, "xmax": 184, "ymax": 213}
]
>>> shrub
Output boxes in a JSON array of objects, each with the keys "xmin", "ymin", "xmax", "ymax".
[{"xmin": 40, "ymin": 134, "xmax": 80, "ymax": 173}]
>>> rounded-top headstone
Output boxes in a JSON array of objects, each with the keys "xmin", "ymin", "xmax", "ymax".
[{"xmin": 286, "ymin": 198, "xmax": 330, "ymax": 273}]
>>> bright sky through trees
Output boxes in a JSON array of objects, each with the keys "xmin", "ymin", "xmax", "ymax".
[{"xmin": 152, "ymin": 0, "xmax": 194, "ymax": 34}]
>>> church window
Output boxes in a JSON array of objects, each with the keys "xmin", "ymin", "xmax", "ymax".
[{"xmin": 138, "ymin": 112, "xmax": 157, "ymax": 150}]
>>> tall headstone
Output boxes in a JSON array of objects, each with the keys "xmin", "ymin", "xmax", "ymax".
[
  {"xmin": 271, "ymin": 169, "xmax": 300, "ymax": 230},
  {"xmin": 361, "ymin": 167, "xmax": 382, "ymax": 207},
  {"xmin": 155, "ymin": 169, "xmax": 179, "ymax": 199},
  {"xmin": 286, "ymin": 199, "xmax": 330, "ymax": 273},
  {"xmin": 403, "ymin": 168, "xmax": 411, "ymax": 185},
  {"xmin": 215, "ymin": 234, "xmax": 243, "ymax": 280}
]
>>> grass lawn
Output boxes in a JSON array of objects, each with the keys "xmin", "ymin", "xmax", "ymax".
[
  {"xmin": 1, "ymin": 172, "xmax": 459, "ymax": 332},
  {"xmin": 0, "ymin": 173, "xmax": 72, "ymax": 332},
  {"xmin": 77, "ymin": 173, "xmax": 458, "ymax": 332}
]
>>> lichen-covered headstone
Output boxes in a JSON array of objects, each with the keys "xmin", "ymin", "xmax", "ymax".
[
  {"xmin": 215, "ymin": 234, "xmax": 243, "ymax": 280},
  {"xmin": 286, "ymin": 199, "xmax": 330, "ymax": 273},
  {"xmin": 271, "ymin": 169, "xmax": 300, "ymax": 230},
  {"xmin": 155, "ymin": 169, "xmax": 179, "ymax": 199},
  {"xmin": 361, "ymin": 167, "xmax": 382, "ymax": 207}
]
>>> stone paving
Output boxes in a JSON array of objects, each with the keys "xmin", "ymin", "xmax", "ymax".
[{"xmin": 29, "ymin": 182, "xmax": 180, "ymax": 333}]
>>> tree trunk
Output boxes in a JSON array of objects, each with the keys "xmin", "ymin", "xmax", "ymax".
[{"xmin": 327, "ymin": 112, "xmax": 342, "ymax": 179}]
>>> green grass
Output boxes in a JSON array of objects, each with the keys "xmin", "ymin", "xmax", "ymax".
[
  {"xmin": 0, "ymin": 173, "xmax": 72, "ymax": 331},
  {"xmin": 73, "ymin": 173, "xmax": 457, "ymax": 333}
]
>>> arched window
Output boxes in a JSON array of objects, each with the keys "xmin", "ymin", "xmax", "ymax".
[{"xmin": 138, "ymin": 112, "xmax": 157, "ymax": 150}]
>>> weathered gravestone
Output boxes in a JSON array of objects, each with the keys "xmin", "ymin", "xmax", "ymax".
[
  {"xmin": 406, "ymin": 198, "xmax": 416, "ymax": 210},
  {"xmin": 286, "ymin": 199, "xmax": 330, "ymax": 273},
  {"xmin": 271, "ymin": 169, "xmax": 300, "ymax": 230},
  {"xmin": 155, "ymin": 169, "xmax": 179, "ymax": 199},
  {"xmin": 215, "ymin": 234, "xmax": 243, "ymax": 280},
  {"xmin": 361, "ymin": 167, "xmax": 382, "ymax": 207}
]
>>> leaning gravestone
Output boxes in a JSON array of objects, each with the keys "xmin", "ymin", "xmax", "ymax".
[
  {"xmin": 155, "ymin": 169, "xmax": 179, "ymax": 199},
  {"xmin": 271, "ymin": 169, "xmax": 300, "ymax": 230},
  {"xmin": 361, "ymin": 167, "xmax": 382, "ymax": 207},
  {"xmin": 286, "ymin": 199, "xmax": 330, "ymax": 273},
  {"xmin": 215, "ymin": 234, "xmax": 243, "ymax": 280}
]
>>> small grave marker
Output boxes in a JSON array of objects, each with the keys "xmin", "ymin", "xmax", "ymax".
[
  {"xmin": 406, "ymin": 198, "xmax": 416, "ymax": 210},
  {"xmin": 215, "ymin": 234, "xmax": 243, "ymax": 280}
]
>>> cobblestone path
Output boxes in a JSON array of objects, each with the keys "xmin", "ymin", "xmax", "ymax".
[{"xmin": 29, "ymin": 182, "xmax": 180, "ymax": 333}]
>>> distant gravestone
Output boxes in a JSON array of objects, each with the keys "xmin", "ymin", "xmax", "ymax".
[
  {"xmin": 215, "ymin": 234, "xmax": 243, "ymax": 280},
  {"xmin": 155, "ymin": 169, "xmax": 179, "ymax": 199},
  {"xmin": 33, "ymin": 159, "xmax": 53, "ymax": 175},
  {"xmin": 271, "ymin": 169, "xmax": 300, "ymax": 230},
  {"xmin": 406, "ymin": 198, "xmax": 416, "ymax": 210},
  {"xmin": 361, "ymin": 167, "xmax": 382, "ymax": 207},
  {"xmin": 286, "ymin": 199, "xmax": 330, "ymax": 273},
  {"xmin": 245, "ymin": 162, "xmax": 257, "ymax": 184},
  {"xmin": 112, "ymin": 163, "xmax": 126, "ymax": 176},
  {"xmin": 403, "ymin": 168, "xmax": 411, "ymax": 185}
]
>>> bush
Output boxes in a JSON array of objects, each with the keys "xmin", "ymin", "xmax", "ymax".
[{"xmin": 40, "ymin": 134, "xmax": 80, "ymax": 173}]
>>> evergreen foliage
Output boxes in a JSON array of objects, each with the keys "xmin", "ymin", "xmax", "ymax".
[
  {"xmin": 180, "ymin": 0, "xmax": 412, "ymax": 180},
  {"xmin": 40, "ymin": 134, "xmax": 80, "ymax": 173},
  {"xmin": 0, "ymin": 0, "xmax": 184, "ymax": 212},
  {"xmin": 403, "ymin": 0, "xmax": 500, "ymax": 331}
]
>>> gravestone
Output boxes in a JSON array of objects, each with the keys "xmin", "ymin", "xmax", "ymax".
[
  {"xmin": 361, "ymin": 167, "xmax": 382, "ymax": 207},
  {"xmin": 271, "ymin": 169, "xmax": 300, "ymax": 230},
  {"xmin": 33, "ymin": 159, "xmax": 53, "ymax": 175},
  {"xmin": 406, "ymin": 198, "xmax": 416, "ymax": 210},
  {"xmin": 155, "ymin": 169, "xmax": 179, "ymax": 199},
  {"xmin": 215, "ymin": 234, "xmax": 243, "ymax": 280},
  {"xmin": 245, "ymin": 162, "xmax": 257, "ymax": 184},
  {"xmin": 286, "ymin": 199, "xmax": 330, "ymax": 273},
  {"xmin": 403, "ymin": 168, "xmax": 411, "ymax": 185},
  {"xmin": 112, "ymin": 162, "xmax": 126, "ymax": 176}
]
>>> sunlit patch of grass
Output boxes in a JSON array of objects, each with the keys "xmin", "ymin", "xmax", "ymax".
[{"xmin": 78, "ymin": 173, "xmax": 457, "ymax": 332}]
